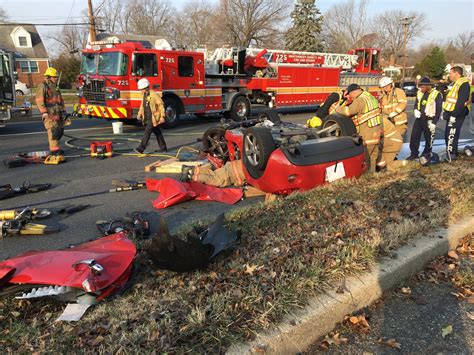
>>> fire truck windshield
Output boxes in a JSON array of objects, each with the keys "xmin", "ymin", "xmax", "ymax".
[{"xmin": 80, "ymin": 52, "xmax": 129, "ymax": 76}]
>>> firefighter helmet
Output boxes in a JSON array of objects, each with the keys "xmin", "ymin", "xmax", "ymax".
[
  {"xmin": 137, "ymin": 78, "xmax": 150, "ymax": 90},
  {"xmin": 379, "ymin": 77, "xmax": 393, "ymax": 88},
  {"xmin": 44, "ymin": 67, "xmax": 58, "ymax": 77}
]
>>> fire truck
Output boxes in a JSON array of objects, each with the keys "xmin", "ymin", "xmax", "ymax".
[
  {"xmin": 73, "ymin": 40, "xmax": 382, "ymax": 128},
  {"xmin": 0, "ymin": 50, "xmax": 15, "ymax": 128}
]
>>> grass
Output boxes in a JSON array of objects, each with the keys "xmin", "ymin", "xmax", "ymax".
[{"xmin": 1, "ymin": 158, "xmax": 473, "ymax": 352}]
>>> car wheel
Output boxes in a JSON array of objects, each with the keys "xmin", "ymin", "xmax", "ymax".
[
  {"xmin": 257, "ymin": 108, "xmax": 281, "ymax": 124},
  {"xmin": 16, "ymin": 90, "xmax": 24, "ymax": 96},
  {"xmin": 202, "ymin": 126, "xmax": 229, "ymax": 160},
  {"xmin": 162, "ymin": 97, "xmax": 180, "ymax": 129},
  {"xmin": 228, "ymin": 95, "xmax": 251, "ymax": 122},
  {"xmin": 321, "ymin": 114, "xmax": 357, "ymax": 137},
  {"xmin": 242, "ymin": 127, "xmax": 276, "ymax": 179}
]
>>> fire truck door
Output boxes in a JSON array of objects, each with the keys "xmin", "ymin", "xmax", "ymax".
[
  {"xmin": 0, "ymin": 52, "xmax": 15, "ymax": 105},
  {"xmin": 175, "ymin": 55, "xmax": 205, "ymax": 111},
  {"xmin": 132, "ymin": 52, "xmax": 162, "ymax": 93}
]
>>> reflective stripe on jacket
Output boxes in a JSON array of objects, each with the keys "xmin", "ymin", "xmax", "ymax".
[{"xmin": 443, "ymin": 77, "xmax": 472, "ymax": 112}]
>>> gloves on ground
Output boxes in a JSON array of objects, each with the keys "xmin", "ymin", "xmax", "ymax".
[{"xmin": 414, "ymin": 109, "xmax": 421, "ymax": 119}]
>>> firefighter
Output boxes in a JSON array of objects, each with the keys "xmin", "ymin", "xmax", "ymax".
[
  {"xmin": 181, "ymin": 160, "xmax": 246, "ymax": 187},
  {"xmin": 35, "ymin": 67, "xmax": 66, "ymax": 155},
  {"xmin": 377, "ymin": 115, "xmax": 406, "ymax": 171},
  {"xmin": 379, "ymin": 76, "xmax": 408, "ymax": 136},
  {"xmin": 442, "ymin": 66, "xmax": 472, "ymax": 160},
  {"xmin": 336, "ymin": 84, "xmax": 383, "ymax": 172},
  {"xmin": 407, "ymin": 77, "xmax": 443, "ymax": 160},
  {"xmin": 306, "ymin": 89, "xmax": 348, "ymax": 128},
  {"xmin": 134, "ymin": 78, "xmax": 167, "ymax": 153}
]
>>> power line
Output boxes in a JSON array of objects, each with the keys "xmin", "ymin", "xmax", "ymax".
[{"xmin": 0, "ymin": 22, "xmax": 91, "ymax": 26}]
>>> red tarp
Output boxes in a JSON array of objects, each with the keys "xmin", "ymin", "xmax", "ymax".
[{"xmin": 146, "ymin": 178, "xmax": 243, "ymax": 209}]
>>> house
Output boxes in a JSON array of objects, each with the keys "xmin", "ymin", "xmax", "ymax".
[
  {"xmin": 94, "ymin": 33, "xmax": 172, "ymax": 50},
  {"xmin": 0, "ymin": 22, "xmax": 49, "ymax": 87}
]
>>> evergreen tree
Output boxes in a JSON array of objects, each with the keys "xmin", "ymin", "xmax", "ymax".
[
  {"xmin": 414, "ymin": 46, "xmax": 447, "ymax": 80},
  {"xmin": 285, "ymin": 0, "xmax": 324, "ymax": 52}
]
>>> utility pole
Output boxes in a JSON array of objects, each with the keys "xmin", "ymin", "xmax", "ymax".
[
  {"xmin": 87, "ymin": 0, "xmax": 96, "ymax": 44},
  {"xmin": 400, "ymin": 16, "xmax": 414, "ymax": 80}
]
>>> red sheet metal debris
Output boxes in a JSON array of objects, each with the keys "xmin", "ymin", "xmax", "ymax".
[{"xmin": 146, "ymin": 178, "xmax": 243, "ymax": 209}]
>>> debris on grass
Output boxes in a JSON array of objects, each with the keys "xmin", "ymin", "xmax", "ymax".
[{"xmin": 0, "ymin": 159, "xmax": 473, "ymax": 352}]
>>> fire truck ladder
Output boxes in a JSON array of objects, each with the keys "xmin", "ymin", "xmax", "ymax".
[{"xmin": 244, "ymin": 48, "xmax": 358, "ymax": 70}]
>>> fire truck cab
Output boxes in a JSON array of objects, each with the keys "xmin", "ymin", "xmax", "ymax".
[
  {"xmin": 0, "ymin": 50, "xmax": 15, "ymax": 128},
  {"xmin": 75, "ymin": 41, "xmax": 250, "ymax": 128}
]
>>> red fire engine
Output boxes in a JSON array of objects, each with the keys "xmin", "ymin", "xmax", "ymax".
[{"xmin": 73, "ymin": 40, "xmax": 381, "ymax": 128}]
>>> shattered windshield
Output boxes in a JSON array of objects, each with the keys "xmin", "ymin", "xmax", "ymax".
[{"xmin": 80, "ymin": 52, "xmax": 129, "ymax": 76}]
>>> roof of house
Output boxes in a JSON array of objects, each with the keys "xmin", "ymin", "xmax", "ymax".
[
  {"xmin": 96, "ymin": 33, "xmax": 171, "ymax": 49},
  {"xmin": 0, "ymin": 22, "xmax": 49, "ymax": 59}
]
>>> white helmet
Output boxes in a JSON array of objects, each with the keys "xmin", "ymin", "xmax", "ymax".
[
  {"xmin": 379, "ymin": 76, "xmax": 393, "ymax": 88},
  {"xmin": 137, "ymin": 78, "xmax": 150, "ymax": 90}
]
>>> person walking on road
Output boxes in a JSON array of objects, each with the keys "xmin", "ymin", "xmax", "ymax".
[
  {"xmin": 134, "ymin": 78, "xmax": 167, "ymax": 153},
  {"xmin": 336, "ymin": 84, "xmax": 383, "ymax": 172},
  {"xmin": 442, "ymin": 66, "xmax": 472, "ymax": 160},
  {"xmin": 407, "ymin": 77, "xmax": 443, "ymax": 161},
  {"xmin": 35, "ymin": 67, "xmax": 66, "ymax": 155},
  {"xmin": 379, "ymin": 76, "xmax": 408, "ymax": 137}
]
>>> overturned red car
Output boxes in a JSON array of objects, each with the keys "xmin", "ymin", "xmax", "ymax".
[{"xmin": 203, "ymin": 110, "xmax": 367, "ymax": 195}]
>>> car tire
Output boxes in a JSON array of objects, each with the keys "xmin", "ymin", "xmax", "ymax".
[
  {"xmin": 162, "ymin": 97, "xmax": 180, "ymax": 129},
  {"xmin": 202, "ymin": 126, "xmax": 229, "ymax": 160},
  {"xmin": 322, "ymin": 114, "xmax": 357, "ymax": 137},
  {"xmin": 228, "ymin": 95, "xmax": 251, "ymax": 122},
  {"xmin": 242, "ymin": 127, "xmax": 276, "ymax": 179},
  {"xmin": 257, "ymin": 108, "xmax": 281, "ymax": 124},
  {"xmin": 16, "ymin": 90, "xmax": 24, "ymax": 96}
]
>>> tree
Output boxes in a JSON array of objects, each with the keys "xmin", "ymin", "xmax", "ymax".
[
  {"xmin": 126, "ymin": 0, "xmax": 175, "ymax": 36},
  {"xmin": 51, "ymin": 54, "xmax": 81, "ymax": 89},
  {"xmin": 414, "ymin": 46, "xmax": 447, "ymax": 79},
  {"xmin": 370, "ymin": 10, "xmax": 426, "ymax": 62},
  {"xmin": 0, "ymin": 7, "xmax": 8, "ymax": 21},
  {"xmin": 445, "ymin": 31, "xmax": 473, "ymax": 63},
  {"xmin": 285, "ymin": 0, "xmax": 323, "ymax": 52},
  {"xmin": 323, "ymin": 0, "xmax": 369, "ymax": 52},
  {"xmin": 218, "ymin": 0, "xmax": 288, "ymax": 47}
]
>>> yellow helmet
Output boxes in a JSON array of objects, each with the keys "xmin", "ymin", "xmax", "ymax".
[
  {"xmin": 44, "ymin": 67, "xmax": 58, "ymax": 77},
  {"xmin": 306, "ymin": 116, "xmax": 323, "ymax": 128}
]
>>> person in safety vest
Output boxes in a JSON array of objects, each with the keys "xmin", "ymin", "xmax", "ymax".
[
  {"xmin": 407, "ymin": 77, "xmax": 443, "ymax": 160},
  {"xmin": 442, "ymin": 66, "xmax": 472, "ymax": 160},
  {"xmin": 336, "ymin": 84, "xmax": 383, "ymax": 172},
  {"xmin": 306, "ymin": 89, "xmax": 349, "ymax": 128},
  {"xmin": 134, "ymin": 78, "xmax": 167, "ymax": 153},
  {"xmin": 35, "ymin": 67, "xmax": 67, "ymax": 155},
  {"xmin": 379, "ymin": 76, "xmax": 408, "ymax": 137}
]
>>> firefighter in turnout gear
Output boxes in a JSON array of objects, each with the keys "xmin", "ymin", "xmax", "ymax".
[
  {"xmin": 379, "ymin": 76, "xmax": 408, "ymax": 137},
  {"xmin": 35, "ymin": 67, "xmax": 66, "ymax": 155},
  {"xmin": 442, "ymin": 66, "xmax": 472, "ymax": 160},
  {"xmin": 181, "ymin": 160, "xmax": 246, "ymax": 187},
  {"xmin": 377, "ymin": 116, "xmax": 406, "ymax": 171},
  {"xmin": 336, "ymin": 84, "xmax": 383, "ymax": 172},
  {"xmin": 408, "ymin": 77, "xmax": 443, "ymax": 160},
  {"xmin": 134, "ymin": 78, "xmax": 167, "ymax": 153},
  {"xmin": 306, "ymin": 89, "xmax": 348, "ymax": 128}
]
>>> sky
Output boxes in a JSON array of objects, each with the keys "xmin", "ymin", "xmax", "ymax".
[{"xmin": 2, "ymin": 0, "xmax": 473, "ymax": 53}]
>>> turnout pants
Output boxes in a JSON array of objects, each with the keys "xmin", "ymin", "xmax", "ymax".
[
  {"xmin": 359, "ymin": 123, "xmax": 383, "ymax": 172},
  {"xmin": 43, "ymin": 116, "xmax": 64, "ymax": 152},
  {"xmin": 394, "ymin": 112, "xmax": 408, "ymax": 137},
  {"xmin": 409, "ymin": 118, "xmax": 435, "ymax": 157},
  {"xmin": 380, "ymin": 135, "xmax": 404, "ymax": 171},
  {"xmin": 193, "ymin": 160, "xmax": 246, "ymax": 187},
  {"xmin": 138, "ymin": 119, "xmax": 167, "ymax": 152},
  {"xmin": 445, "ymin": 115, "xmax": 466, "ymax": 157}
]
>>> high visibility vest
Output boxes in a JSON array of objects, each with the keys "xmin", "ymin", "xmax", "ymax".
[
  {"xmin": 443, "ymin": 77, "xmax": 472, "ymax": 113},
  {"xmin": 416, "ymin": 88, "xmax": 440, "ymax": 116},
  {"xmin": 353, "ymin": 91, "xmax": 382, "ymax": 128},
  {"xmin": 329, "ymin": 90, "xmax": 346, "ymax": 114}
]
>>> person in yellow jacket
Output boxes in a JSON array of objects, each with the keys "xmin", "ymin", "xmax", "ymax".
[
  {"xmin": 134, "ymin": 78, "xmax": 167, "ymax": 153},
  {"xmin": 379, "ymin": 76, "xmax": 408, "ymax": 137},
  {"xmin": 377, "ymin": 116, "xmax": 407, "ymax": 171},
  {"xmin": 336, "ymin": 84, "xmax": 383, "ymax": 172},
  {"xmin": 35, "ymin": 67, "xmax": 66, "ymax": 155},
  {"xmin": 442, "ymin": 66, "xmax": 472, "ymax": 160}
]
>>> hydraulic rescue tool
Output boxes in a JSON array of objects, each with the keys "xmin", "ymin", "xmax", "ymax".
[{"xmin": 0, "ymin": 207, "xmax": 59, "ymax": 238}]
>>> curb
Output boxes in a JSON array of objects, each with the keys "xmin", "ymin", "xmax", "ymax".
[{"xmin": 227, "ymin": 217, "xmax": 474, "ymax": 354}]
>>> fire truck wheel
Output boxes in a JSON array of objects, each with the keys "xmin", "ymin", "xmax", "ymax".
[
  {"xmin": 162, "ymin": 97, "xmax": 180, "ymax": 129},
  {"xmin": 202, "ymin": 126, "xmax": 229, "ymax": 160},
  {"xmin": 243, "ymin": 127, "xmax": 276, "ymax": 179},
  {"xmin": 257, "ymin": 108, "xmax": 281, "ymax": 124},
  {"xmin": 321, "ymin": 114, "xmax": 357, "ymax": 137},
  {"xmin": 229, "ymin": 96, "xmax": 251, "ymax": 122}
]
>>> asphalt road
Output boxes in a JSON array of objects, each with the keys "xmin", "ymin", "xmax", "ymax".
[{"xmin": 0, "ymin": 102, "xmax": 473, "ymax": 261}]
